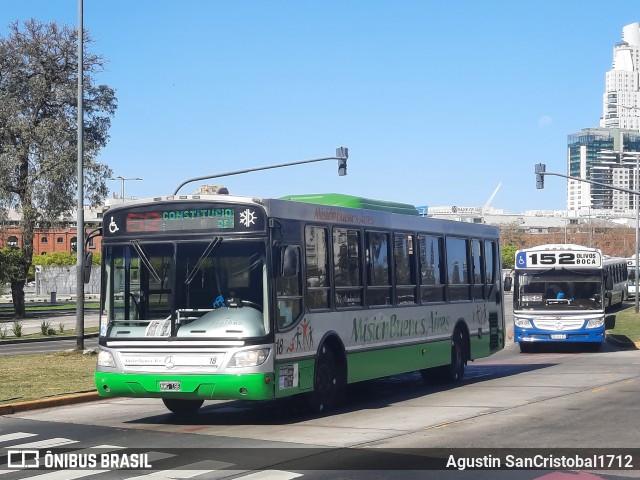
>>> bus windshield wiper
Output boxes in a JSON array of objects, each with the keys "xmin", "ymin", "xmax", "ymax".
[
  {"xmin": 131, "ymin": 240, "xmax": 162, "ymax": 284},
  {"xmin": 184, "ymin": 236, "xmax": 223, "ymax": 285}
]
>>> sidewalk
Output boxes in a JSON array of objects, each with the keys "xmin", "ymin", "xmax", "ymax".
[
  {"xmin": 0, "ymin": 311, "xmax": 100, "ymax": 339},
  {"xmin": 0, "ymin": 290, "xmax": 100, "ymax": 338}
]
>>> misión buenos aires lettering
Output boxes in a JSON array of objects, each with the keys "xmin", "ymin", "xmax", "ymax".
[{"xmin": 351, "ymin": 312, "xmax": 450, "ymax": 343}]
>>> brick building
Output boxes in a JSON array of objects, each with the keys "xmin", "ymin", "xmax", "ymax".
[
  {"xmin": 0, "ymin": 225, "xmax": 102, "ymax": 255},
  {"xmin": 0, "ymin": 206, "xmax": 104, "ymax": 256}
]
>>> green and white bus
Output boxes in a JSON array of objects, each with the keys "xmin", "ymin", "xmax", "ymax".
[{"xmin": 95, "ymin": 192, "xmax": 507, "ymax": 414}]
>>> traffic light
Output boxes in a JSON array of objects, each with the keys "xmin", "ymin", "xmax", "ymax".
[
  {"xmin": 535, "ymin": 163, "xmax": 546, "ymax": 189},
  {"xmin": 337, "ymin": 147, "xmax": 348, "ymax": 176}
]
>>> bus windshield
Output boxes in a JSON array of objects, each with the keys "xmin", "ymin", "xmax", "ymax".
[
  {"xmin": 515, "ymin": 269, "xmax": 603, "ymax": 311},
  {"xmin": 101, "ymin": 239, "xmax": 269, "ymax": 340}
]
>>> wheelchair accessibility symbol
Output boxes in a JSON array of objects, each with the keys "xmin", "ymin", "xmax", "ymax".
[
  {"xmin": 516, "ymin": 252, "xmax": 527, "ymax": 268},
  {"xmin": 108, "ymin": 216, "xmax": 119, "ymax": 234}
]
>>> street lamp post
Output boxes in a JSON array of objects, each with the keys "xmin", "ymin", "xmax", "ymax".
[
  {"xmin": 76, "ymin": 0, "xmax": 84, "ymax": 350},
  {"xmin": 110, "ymin": 176, "xmax": 143, "ymax": 200},
  {"xmin": 633, "ymin": 153, "xmax": 640, "ymax": 315}
]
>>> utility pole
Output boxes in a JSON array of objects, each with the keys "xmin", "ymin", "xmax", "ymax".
[{"xmin": 75, "ymin": 0, "xmax": 84, "ymax": 350}]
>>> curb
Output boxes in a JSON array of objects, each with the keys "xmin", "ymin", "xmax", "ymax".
[
  {"xmin": 605, "ymin": 333, "xmax": 640, "ymax": 349},
  {"xmin": 0, "ymin": 392, "xmax": 101, "ymax": 415}
]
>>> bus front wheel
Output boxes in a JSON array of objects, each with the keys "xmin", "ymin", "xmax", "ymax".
[
  {"xmin": 519, "ymin": 342, "xmax": 533, "ymax": 353},
  {"xmin": 307, "ymin": 345, "xmax": 342, "ymax": 413},
  {"xmin": 162, "ymin": 398, "xmax": 204, "ymax": 415}
]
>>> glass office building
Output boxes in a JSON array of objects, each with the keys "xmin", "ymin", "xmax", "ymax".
[{"xmin": 567, "ymin": 128, "xmax": 640, "ymax": 212}]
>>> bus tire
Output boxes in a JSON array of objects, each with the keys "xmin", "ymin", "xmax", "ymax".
[
  {"xmin": 162, "ymin": 398, "xmax": 204, "ymax": 415},
  {"xmin": 582, "ymin": 342, "xmax": 602, "ymax": 352},
  {"xmin": 448, "ymin": 329, "xmax": 466, "ymax": 382},
  {"xmin": 420, "ymin": 329, "xmax": 465, "ymax": 383},
  {"xmin": 519, "ymin": 342, "xmax": 532, "ymax": 353},
  {"xmin": 307, "ymin": 345, "xmax": 341, "ymax": 413}
]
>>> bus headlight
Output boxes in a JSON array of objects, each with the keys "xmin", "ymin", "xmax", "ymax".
[
  {"xmin": 586, "ymin": 318, "xmax": 605, "ymax": 329},
  {"xmin": 514, "ymin": 318, "xmax": 533, "ymax": 328},
  {"xmin": 97, "ymin": 350, "xmax": 116, "ymax": 368},
  {"xmin": 228, "ymin": 349, "xmax": 270, "ymax": 368}
]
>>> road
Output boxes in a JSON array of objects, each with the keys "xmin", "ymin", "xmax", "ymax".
[{"xmin": 1, "ymin": 297, "xmax": 639, "ymax": 479}]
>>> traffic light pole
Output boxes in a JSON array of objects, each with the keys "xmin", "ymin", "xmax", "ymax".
[
  {"xmin": 535, "ymin": 166, "xmax": 640, "ymax": 196},
  {"xmin": 535, "ymin": 164, "xmax": 640, "ymax": 313},
  {"xmin": 173, "ymin": 147, "xmax": 349, "ymax": 195}
]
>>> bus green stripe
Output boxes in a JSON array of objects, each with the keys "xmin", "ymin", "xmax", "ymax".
[{"xmin": 346, "ymin": 339, "xmax": 451, "ymax": 383}]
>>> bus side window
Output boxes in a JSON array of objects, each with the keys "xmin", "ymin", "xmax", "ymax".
[
  {"xmin": 418, "ymin": 234, "xmax": 445, "ymax": 303},
  {"xmin": 334, "ymin": 228, "xmax": 363, "ymax": 308},
  {"xmin": 485, "ymin": 240, "xmax": 497, "ymax": 298},
  {"xmin": 366, "ymin": 231, "xmax": 391, "ymax": 306},
  {"xmin": 276, "ymin": 245, "xmax": 302, "ymax": 329},
  {"xmin": 471, "ymin": 239, "xmax": 484, "ymax": 300},
  {"xmin": 305, "ymin": 226, "xmax": 330, "ymax": 310},
  {"xmin": 394, "ymin": 233, "xmax": 417, "ymax": 305},
  {"xmin": 446, "ymin": 237, "xmax": 471, "ymax": 301}
]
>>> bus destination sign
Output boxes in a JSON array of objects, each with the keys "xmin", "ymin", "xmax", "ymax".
[
  {"xmin": 516, "ymin": 250, "xmax": 602, "ymax": 269},
  {"xmin": 105, "ymin": 204, "xmax": 265, "ymax": 236}
]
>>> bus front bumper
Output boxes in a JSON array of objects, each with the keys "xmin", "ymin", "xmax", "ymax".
[
  {"xmin": 514, "ymin": 327, "xmax": 605, "ymax": 344},
  {"xmin": 94, "ymin": 372, "xmax": 275, "ymax": 401}
]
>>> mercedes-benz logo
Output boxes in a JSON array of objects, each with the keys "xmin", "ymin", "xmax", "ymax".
[
  {"xmin": 164, "ymin": 356, "xmax": 175, "ymax": 369},
  {"xmin": 555, "ymin": 322, "xmax": 564, "ymax": 331}
]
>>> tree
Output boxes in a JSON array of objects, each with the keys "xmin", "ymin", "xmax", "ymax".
[
  {"xmin": 0, "ymin": 247, "xmax": 25, "ymax": 292},
  {"xmin": 0, "ymin": 19, "xmax": 116, "ymax": 318},
  {"xmin": 501, "ymin": 244, "xmax": 518, "ymax": 270}
]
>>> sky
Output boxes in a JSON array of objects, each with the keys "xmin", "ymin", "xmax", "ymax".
[{"xmin": 1, "ymin": 1, "xmax": 638, "ymax": 213}]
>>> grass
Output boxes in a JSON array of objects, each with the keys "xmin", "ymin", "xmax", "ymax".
[
  {"xmin": 607, "ymin": 305, "xmax": 640, "ymax": 344},
  {"xmin": 0, "ymin": 350, "xmax": 97, "ymax": 404}
]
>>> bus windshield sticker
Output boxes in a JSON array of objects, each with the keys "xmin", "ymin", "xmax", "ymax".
[{"xmin": 145, "ymin": 319, "xmax": 171, "ymax": 337}]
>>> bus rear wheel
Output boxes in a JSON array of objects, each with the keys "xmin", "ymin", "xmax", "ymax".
[
  {"xmin": 421, "ymin": 329, "xmax": 466, "ymax": 383},
  {"xmin": 448, "ymin": 329, "xmax": 466, "ymax": 382},
  {"xmin": 162, "ymin": 398, "xmax": 204, "ymax": 415},
  {"xmin": 307, "ymin": 345, "xmax": 342, "ymax": 413}
]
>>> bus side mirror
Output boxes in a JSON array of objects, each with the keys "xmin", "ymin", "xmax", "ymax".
[
  {"xmin": 504, "ymin": 276, "xmax": 512, "ymax": 292},
  {"xmin": 83, "ymin": 251, "xmax": 93, "ymax": 284},
  {"xmin": 281, "ymin": 246, "xmax": 299, "ymax": 277}
]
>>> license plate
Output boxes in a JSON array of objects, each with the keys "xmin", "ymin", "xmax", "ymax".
[
  {"xmin": 550, "ymin": 334, "xmax": 566, "ymax": 340},
  {"xmin": 159, "ymin": 381, "xmax": 181, "ymax": 391}
]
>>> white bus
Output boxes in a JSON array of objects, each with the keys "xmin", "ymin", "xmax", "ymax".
[
  {"xmin": 509, "ymin": 244, "xmax": 624, "ymax": 352},
  {"xmin": 94, "ymin": 192, "xmax": 507, "ymax": 414},
  {"xmin": 627, "ymin": 255, "xmax": 638, "ymax": 299}
]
